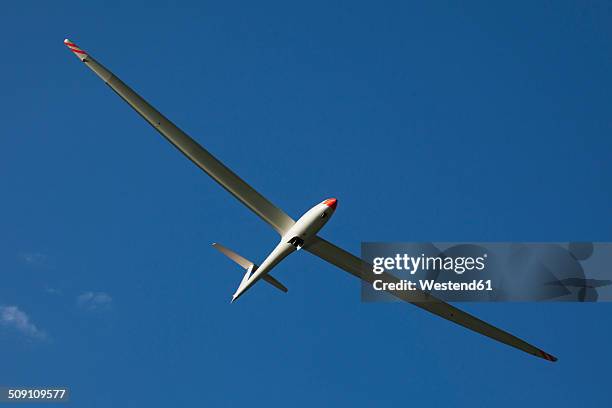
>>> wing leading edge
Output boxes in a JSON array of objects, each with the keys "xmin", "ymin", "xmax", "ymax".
[
  {"xmin": 305, "ymin": 236, "xmax": 558, "ymax": 362},
  {"xmin": 64, "ymin": 39, "xmax": 295, "ymax": 235}
]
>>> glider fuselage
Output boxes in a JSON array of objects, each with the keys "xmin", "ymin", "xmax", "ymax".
[{"xmin": 232, "ymin": 198, "xmax": 338, "ymax": 301}]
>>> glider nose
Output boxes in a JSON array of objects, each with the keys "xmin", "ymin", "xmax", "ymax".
[{"xmin": 323, "ymin": 198, "xmax": 338, "ymax": 210}]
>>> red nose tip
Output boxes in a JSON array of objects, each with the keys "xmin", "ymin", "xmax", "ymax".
[{"xmin": 323, "ymin": 198, "xmax": 338, "ymax": 209}]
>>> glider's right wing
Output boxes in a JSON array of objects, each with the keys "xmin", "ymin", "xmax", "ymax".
[
  {"xmin": 305, "ymin": 236, "xmax": 558, "ymax": 362},
  {"xmin": 64, "ymin": 39, "xmax": 295, "ymax": 236}
]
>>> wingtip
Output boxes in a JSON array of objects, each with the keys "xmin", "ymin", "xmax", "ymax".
[
  {"xmin": 63, "ymin": 38, "xmax": 88, "ymax": 61},
  {"xmin": 538, "ymin": 350, "xmax": 558, "ymax": 362}
]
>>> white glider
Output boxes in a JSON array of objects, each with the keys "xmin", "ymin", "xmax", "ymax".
[{"xmin": 64, "ymin": 39, "xmax": 557, "ymax": 362}]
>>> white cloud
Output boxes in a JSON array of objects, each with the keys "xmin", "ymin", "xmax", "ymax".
[
  {"xmin": 19, "ymin": 252, "xmax": 48, "ymax": 266},
  {"xmin": 0, "ymin": 306, "xmax": 46, "ymax": 339},
  {"xmin": 77, "ymin": 292, "xmax": 113, "ymax": 311},
  {"xmin": 44, "ymin": 287, "xmax": 62, "ymax": 295}
]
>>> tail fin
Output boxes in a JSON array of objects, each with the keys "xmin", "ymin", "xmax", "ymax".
[{"xmin": 212, "ymin": 243, "xmax": 288, "ymax": 293}]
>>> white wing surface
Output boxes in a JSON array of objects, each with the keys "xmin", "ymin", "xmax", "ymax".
[
  {"xmin": 305, "ymin": 236, "xmax": 558, "ymax": 362},
  {"xmin": 64, "ymin": 39, "xmax": 295, "ymax": 235}
]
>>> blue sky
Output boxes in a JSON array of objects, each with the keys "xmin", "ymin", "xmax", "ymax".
[{"xmin": 1, "ymin": 0, "xmax": 612, "ymax": 406}]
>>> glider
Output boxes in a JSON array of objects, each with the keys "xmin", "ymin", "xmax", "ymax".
[{"xmin": 64, "ymin": 39, "xmax": 557, "ymax": 362}]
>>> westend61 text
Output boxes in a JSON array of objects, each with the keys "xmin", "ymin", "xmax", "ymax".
[{"xmin": 373, "ymin": 279, "xmax": 493, "ymax": 292}]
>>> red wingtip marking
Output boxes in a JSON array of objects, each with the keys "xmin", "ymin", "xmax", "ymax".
[{"xmin": 64, "ymin": 39, "xmax": 87, "ymax": 55}]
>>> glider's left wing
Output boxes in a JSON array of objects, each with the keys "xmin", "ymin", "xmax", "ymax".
[
  {"xmin": 64, "ymin": 39, "xmax": 295, "ymax": 235},
  {"xmin": 305, "ymin": 236, "xmax": 558, "ymax": 362}
]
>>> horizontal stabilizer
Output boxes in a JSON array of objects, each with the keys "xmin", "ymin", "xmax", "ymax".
[
  {"xmin": 212, "ymin": 243, "xmax": 288, "ymax": 293},
  {"xmin": 262, "ymin": 274, "xmax": 288, "ymax": 293},
  {"xmin": 212, "ymin": 243, "xmax": 253, "ymax": 269}
]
